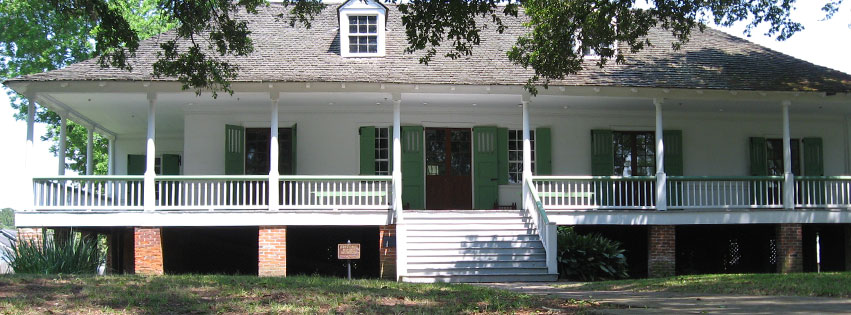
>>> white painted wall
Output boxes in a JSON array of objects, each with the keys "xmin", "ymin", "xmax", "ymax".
[
  {"xmin": 119, "ymin": 100, "xmax": 848, "ymax": 208},
  {"xmin": 114, "ymin": 136, "xmax": 184, "ymax": 175}
]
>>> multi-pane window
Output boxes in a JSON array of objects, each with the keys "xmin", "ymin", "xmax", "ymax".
[
  {"xmin": 766, "ymin": 139, "xmax": 800, "ymax": 175},
  {"xmin": 348, "ymin": 15, "xmax": 378, "ymax": 54},
  {"xmin": 374, "ymin": 127, "xmax": 390, "ymax": 175},
  {"xmin": 508, "ymin": 130, "xmax": 535, "ymax": 184},
  {"xmin": 613, "ymin": 131, "xmax": 654, "ymax": 176}
]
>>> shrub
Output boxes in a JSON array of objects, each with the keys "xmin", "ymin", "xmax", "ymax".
[
  {"xmin": 0, "ymin": 208, "xmax": 13, "ymax": 228},
  {"xmin": 557, "ymin": 227, "xmax": 629, "ymax": 281},
  {"xmin": 2, "ymin": 230, "xmax": 102, "ymax": 274}
]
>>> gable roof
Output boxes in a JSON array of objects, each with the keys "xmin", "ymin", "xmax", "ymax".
[{"xmin": 8, "ymin": 4, "xmax": 851, "ymax": 93}]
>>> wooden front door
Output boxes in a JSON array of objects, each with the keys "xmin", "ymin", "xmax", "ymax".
[{"xmin": 425, "ymin": 128, "xmax": 472, "ymax": 209}]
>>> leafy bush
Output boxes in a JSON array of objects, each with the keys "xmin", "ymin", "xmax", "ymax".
[
  {"xmin": 0, "ymin": 208, "xmax": 13, "ymax": 228},
  {"xmin": 557, "ymin": 227, "xmax": 629, "ymax": 281},
  {"xmin": 2, "ymin": 230, "xmax": 102, "ymax": 274}
]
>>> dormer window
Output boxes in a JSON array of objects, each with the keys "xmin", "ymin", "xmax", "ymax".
[
  {"xmin": 348, "ymin": 15, "xmax": 378, "ymax": 53},
  {"xmin": 339, "ymin": 0, "xmax": 387, "ymax": 57}
]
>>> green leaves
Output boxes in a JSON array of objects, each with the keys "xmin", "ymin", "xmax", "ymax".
[
  {"xmin": 557, "ymin": 227, "xmax": 630, "ymax": 281},
  {"xmin": 395, "ymin": 0, "xmax": 814, "ymax": 94},
  {"xmin": 3, "ymin": 230, "xmax": 103, "ymax": 275},
  {"xmin": 392, "ymin": 0, "xmax": 519, "ymax": 64}
]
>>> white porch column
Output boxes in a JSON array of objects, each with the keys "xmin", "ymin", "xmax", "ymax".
[
  {"xmin": 269, "ymin": 93, "xmax": 280, "ymax": 211},
  {"xmin": 654, "ymin": 98, "xmax": 667, "ymax": 211},
  {"xmin": 58, "ymin": 115, "xmax": 67, "ymax": 175},
  {"xmin": 107, "ymin": 137, "xmax": 114, "ymax": 175},
  {"xmin": 782, "ymin": 100, "xmax": 794, "ymax": 210},
  {"xmin": 522, "ymin": 95, "xmax": 532, "ymax": 201},
  {"xmin": 86, "ymin": 127, "xmax": 94, "ymax": 175},
  {"xmin": 144, "ymin": 93, "xmax": 157, "ymax": 211},
  {"xmin": 392, "ymin": 94, "xmax": 402, "ymax": 219},
  {"xmin": 391, "ymin": 93, "xmax": 405, "ymax": 280},
  {"xmin": 24, "ymin": 95, "xmax": 36, "ymax": 211}
]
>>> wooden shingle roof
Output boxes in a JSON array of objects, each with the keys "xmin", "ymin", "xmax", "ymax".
[{"xmin": 8, "ymin": 4, "xmax": 851, "ymax": 93}]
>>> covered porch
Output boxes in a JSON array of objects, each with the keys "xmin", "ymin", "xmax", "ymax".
[{"xmin": 10, "ymin": 81, "xmax": 851, "ymax": 220}]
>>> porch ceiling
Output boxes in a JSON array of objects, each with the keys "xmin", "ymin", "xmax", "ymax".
[{"xmin": 33, "ymin": 84, "xmax": 851, "ymax": 137}]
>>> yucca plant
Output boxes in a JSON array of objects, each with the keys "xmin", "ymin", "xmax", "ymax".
[
  {"xmin": 2, "ymin": 230, "xmax": 102, "ymax": 274},
  {"xmin": 557, "ymin": 227, "xmax": 629, "ymax": 281}
]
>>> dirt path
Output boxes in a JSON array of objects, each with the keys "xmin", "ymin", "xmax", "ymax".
[{"xmin": 479, "ymin": 282, "xmax": 851, "ymax": 314}]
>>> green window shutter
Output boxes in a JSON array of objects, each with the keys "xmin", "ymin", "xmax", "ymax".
[
  {"xmin": 663, "ymin": 130, "xmax": 683, "ymax": 176},
  {"xmin": 291, "ymin": 124, "xmax": 297, "ymax": 175},
  {"xmin": 388, "ymin": 128, "xmax": 394, "ymax": 171},
  {"xmin": 497, "ymin": 128, "xmax": 509, "ymax": 185},
  {"xmin": 127, "ymin": 154, "xmax": 146, "ymax": 175},
  {"xmin": 749, "ymin": 137, "xmax": 767, "ymax": 176},
  {"xmin": 359, "ymin": 126, "xmax": 376, "ymax": 175},
  {"xmin": 161, "ymin": 154, "xmax": 181, "ymax": 175},
  {"xmin": 225, "ymin": 124, "xmax": 245, "ymax": 175},
  {"xmin": 802, "ymin": 137, "xmax": 824, "ymax": 176},
  {"xmin": 535, "ymin": 127, "xmax": 552, "ymax": 175},
  {"xmin": 401, "ymin": 126, "xmax": 424, "ymax": 209},
  {"xmin": 473, "ymin": 126, "xmax": 499, "ymax": 209},
  {"xmin": 591, "ymin": 130, "xmax": 614, "ymax": 176},
  {"xmin": 749, "ymin": 137, "xmax": 768, "ymax": 205}
]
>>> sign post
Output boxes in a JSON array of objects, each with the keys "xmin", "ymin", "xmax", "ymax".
[{"xmin": 338, "ymin": 240, "xmax": 361, "ymax": 280}]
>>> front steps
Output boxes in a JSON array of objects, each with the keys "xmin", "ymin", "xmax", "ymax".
[{"xmin": 400, "ymin": 210, "xmax": 557, "ymax": 283}]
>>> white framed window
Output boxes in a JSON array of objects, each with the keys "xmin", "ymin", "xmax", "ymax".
[
  {"xmin": 374, "ymin": 127, "xmax": 390, "ymax": 175},
  {"xmin": 339, "ymin": 0, "xmax": 386, "ymax": 57},
  {"xmin": 348, "ymin": 15, "xmax": 378, "ymax": 53},
  {"xmin": 508, "ymin": 130, "xmax": 535, "ymax": 184}
]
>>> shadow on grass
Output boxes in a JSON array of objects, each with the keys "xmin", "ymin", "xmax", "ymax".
[
  {"xmin": 568, "ymin": 272, "xmax": 851, "ymax": 298},
  {"xmin": 0, "ymin": 274, "xmax": 552, "ymax": 314}
]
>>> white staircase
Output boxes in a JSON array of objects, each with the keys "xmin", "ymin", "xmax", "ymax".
[{"xmin": 399, "ymin": 210, "xmax": 558, "ymax": 283}]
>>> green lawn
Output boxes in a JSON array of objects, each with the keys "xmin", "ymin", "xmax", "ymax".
[
  {"xmin": 559, "ymin": 272, "xmax": 851, "ymax": 298},
  {"xmin": 0, "ymin": 274, "xmax": 596, "ymax": 314}
]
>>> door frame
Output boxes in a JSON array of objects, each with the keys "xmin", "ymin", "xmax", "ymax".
[{"xmin": 423, "ymin": 127, "xmax": 475, "ymax": 210}]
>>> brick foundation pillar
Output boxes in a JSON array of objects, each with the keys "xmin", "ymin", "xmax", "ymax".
[
  {"xmin": 379, "ymin": 225, "xmax": 397, "ymax": 279},
  {"xmin": 648, "ymin": 225, "xmax": 676, "ymax": 278},
  {"xmin": 259, "ymin": 226, "xmax": 287, "ymax": 277},
  {"xmin": 777, "ymin": 223, "xmax": 803, "ymax": 273},
  {"xmin": 16, "ymin": 228, "xmax": 44, "ymax": 245},
  {"xmin": 134, "ymin": 227, "xmax": 164, "ymax": 275}
]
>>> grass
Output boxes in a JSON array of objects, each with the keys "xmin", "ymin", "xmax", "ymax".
[
  {"xmin": 0, "ymin": 274, "xmax": 599, "ymax": 314},
  {"xmin": 559, "ymin": 272, "xmax": 851, "ymax": 298}
]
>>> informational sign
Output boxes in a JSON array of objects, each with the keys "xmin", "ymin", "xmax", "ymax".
[{"xmin": 338, "ymin": 243, "xmax": 361, "ymax": 260}]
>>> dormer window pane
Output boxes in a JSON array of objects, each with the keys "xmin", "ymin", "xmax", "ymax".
[{"xmin": 348, "ymin": 14, "xmax": 378, "ymax": 54}]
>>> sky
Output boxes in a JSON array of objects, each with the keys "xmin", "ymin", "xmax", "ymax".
[{"xmin": 0, "ymin": 2, "xmax": 849, "ymax": 210}]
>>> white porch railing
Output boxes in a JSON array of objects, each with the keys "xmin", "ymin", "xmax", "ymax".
[
  {"xmin": 795, "ymin": 176, "xmax": 851, "ymax": 208},
  {"xmin": 532, "ymin": 175, "xmax": 788, "ymax": 210},
  {"xmin": 155, "ymin": 175, "xmax": 270, "ymax": 210},
  {"xmin": 33, "ymin": 176, "xmax": 144, "ymax": 211},
  {"xmin": 667, "ymin": 176, "xmax": 784, "ymax": 209},
  {"xmin": 532, "ymin": 176, "xmax": 656, "ymax": 210},
  {"xmin": 524, "ymin": 178, "xmax": 558, "ymax": 275},
  {"xmin": 279, "ymin": 175, "xmax": 392, "ymax": 210},
  {"xmin": 31, "ymin": 175, "xmax": 392, "ymax": 211}
]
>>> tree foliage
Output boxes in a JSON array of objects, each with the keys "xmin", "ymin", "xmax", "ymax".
[{"xmin": 0, "ymin": 0, "xmax": 173, "ymax": 174}]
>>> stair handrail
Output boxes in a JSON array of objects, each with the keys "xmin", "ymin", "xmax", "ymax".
[{"xmin": 524, "ymin": 176, "xmax": 558, "ymax": 275}]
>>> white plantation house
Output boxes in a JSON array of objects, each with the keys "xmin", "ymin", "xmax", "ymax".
[{"xmin": 6, "ymin": 0, "xmax": 851, "ymax": 281}]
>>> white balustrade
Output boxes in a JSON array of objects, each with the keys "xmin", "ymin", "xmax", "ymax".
[
  {"xmin": 32, "ymin": 175, "xmax": 392, "ymax": 211},
  {"xmin": 155, "ymin": 175, "xmax": 269, "ymax": 210},
  {"xmin": 279, "ymin": 176, "xmax": 392, "ymax": 210},
  {"xmin": 795, "ymin": 176, "xmax": 851, "ymax": 208},
  {"xmin": 533, "ymin": 176, "xmax": 656, "ymax": 210},
  {"xmin": 667, "ymin": 176, "xmax": 784, "ymax": 209},
  {"xmin": 32, "ymin": 176, "xmax": 144, "ymax": 211}
]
